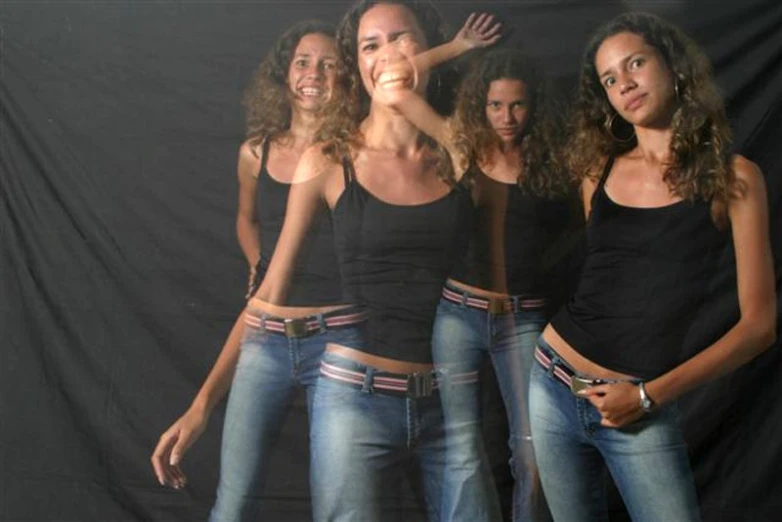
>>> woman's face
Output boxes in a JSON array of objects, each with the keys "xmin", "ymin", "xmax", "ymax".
[
  {"xmin": 594, "ymin": 31, "xmax": 677, "ymax": 128},
  {"xmin": 287, "ymin": 32, "xmax": 338, "ymax": 112},
  {"xmin": 485, "ymin": 78, "xmax": 530, "ymax": 145},
  {"xmin": 356, "ymin": 3, "xmax": 429, "ymax": 100}
]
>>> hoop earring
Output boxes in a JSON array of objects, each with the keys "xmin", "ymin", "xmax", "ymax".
[
  {"xmin": 605, "ymin": 112, "xmax": 635, "ymax": 143},
  {"xmin": 674, "ymin": 81, "xmax": 681, "ymax": 103}
]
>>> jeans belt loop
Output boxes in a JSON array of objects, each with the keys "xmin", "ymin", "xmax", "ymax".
[
  {"xmin": 259, "ymin": 314, "xmax": 268, "ymax": 334},
  {"xmin": 362, "ymin": 367, "xmax": 375, "ymax": 394},
  {"xmin": 315, "ymin": 313, "xmax": 327, "ymax": 334},
  {"xmin": 459, "ymin": 291, "xmax": 468, "ymax": 307},
  {"xmin": 407, "ymin": 372, "xmax": 433, "ymax": 398},
  {"xmin": 284, "ymin": 318, "xmax": 308, "ymax": 338},
  {"xmin": 511, "ymin": 296, "xmax": 520, "ymax": 313}
]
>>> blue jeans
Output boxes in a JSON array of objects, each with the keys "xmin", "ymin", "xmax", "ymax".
[
  {"xmin": 431, "ymin": 297, "xmax": 547, "ymax": 522},
  {"xmin": 529, "ymin": 339, "xmax": 701, "ymax": 522},
  {"xmin": 209, "ymin": 321, "xmax": 363, "ymax": 522},
  {"xmin": 309, "ymin": 351, "xmax": 446, "ymax": 522}
]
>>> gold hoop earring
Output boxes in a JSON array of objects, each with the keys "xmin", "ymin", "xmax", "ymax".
[{"xmin": 605, "ymin": 112, "xmax": 635, "ymax": 143}]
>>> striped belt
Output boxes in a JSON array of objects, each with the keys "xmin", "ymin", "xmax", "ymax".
[
  {"xmin": 320, "ymin": 361, "xmax": 480, "ymax": 398},
  {"xmin": 244, "ymin": 306, "xmax": 366, "ymax": 338},
  {"xmin": 534, "ymin": 344, "xmax": 576, "ymax": 389},
  {"xmin": 442, "ymin": 284, "xmax": 547, "ymax": 314}
]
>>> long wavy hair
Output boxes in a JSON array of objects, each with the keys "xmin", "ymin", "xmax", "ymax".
[
  {"xmin": 316, "ymin": 0, "xmax": 457, "ymax": 180},
  {"xmin": 451, "ymin": 48, "xmax": 570, "ymax": 198},
  {"xmin": 568, "ymin": 12, "xmax": 737, "ymax": 223},
  {"xmin": 242, "ymin": 20, "xmax": 336, "ymax": 148}
]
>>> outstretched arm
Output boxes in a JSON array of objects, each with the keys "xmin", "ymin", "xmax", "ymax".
[{"xmin": 408, "ymin": 12, "xmax": 501, "ymax": 73}]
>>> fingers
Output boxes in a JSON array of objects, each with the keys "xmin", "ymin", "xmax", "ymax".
[
  {"xmin": 475, "ymin": 14, "xmax": 495, "ymax": 34},
  {"xmin": 463, "ymin": 12, "xmax": 476, "ymax": 29},
  {"xmin": 151, "ymin": 431, "xmax": 178, "ymax": 486}
]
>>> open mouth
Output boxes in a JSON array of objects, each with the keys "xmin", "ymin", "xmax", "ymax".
[
  {"xmin": 376, "ymin": 70, "xmax": 412, "ymax": 89},
  {"xmin": 298, "ymin": 86, "xmax": 325, "ymax": 98}
]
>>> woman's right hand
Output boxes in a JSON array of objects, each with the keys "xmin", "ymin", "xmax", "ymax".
[{"xmin": 151, "ymin": 406, "xmax": 209, "ymax": 488}]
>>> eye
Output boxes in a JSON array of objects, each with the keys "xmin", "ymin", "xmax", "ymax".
[
  {"xmin": 294, "ymin": 59, "xmax": 308, "ymax": 68},
  {"xmin": 362, "ymin": 43, "xmax": 378, "ymax": 53},
  {"xmin": 603, "ymin": 76, "xmax": 616, "ymax": 88},
  {"xmin": 323, "ymin": 61, "xmax": 337, "ymax": 70},
  {"xmin": 511, "ymin": 101, "xmax": 527, "ymax": 109},
  {"xmin": 629, "ymin": 57, "xmax": 645, "ymax": 69}
]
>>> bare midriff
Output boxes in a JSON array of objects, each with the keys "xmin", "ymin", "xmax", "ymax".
[
  {"xmin": 446, "ymin": 278, "xmax": 511, "ymax": 300},
  {"xmin": 541, "ymin": 324, "xmax": 637, "ymax": 380},
  {"xmin": 326, "ymin": 344, "xmax": 435, "ymax": 374},
  {"xmin": 247, "ymin": 297, "xmax": 353, "ymax": 320}
]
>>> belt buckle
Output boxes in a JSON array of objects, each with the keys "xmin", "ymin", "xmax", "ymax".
[
  {"xmin": 284, "ymin": 318, "xmax": 309, "ymax": 338},
  {"xmin": 487, "ymin": 299, "xmax": 507, "ymax": 314},
  {"xmin": 407, "ymin": 372, "xmax": 434, "ymax": 398}
]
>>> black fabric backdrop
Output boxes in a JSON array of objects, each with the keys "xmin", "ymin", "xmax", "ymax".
[{"xmin": 1, "ymin": 1, "xmax": 780, "ymax": 521}]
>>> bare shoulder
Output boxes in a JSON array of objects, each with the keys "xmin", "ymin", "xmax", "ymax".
[
  {"xmin": 731, "ymin": 154, "xmax": 764, "ymax": 186},
  {"xmin": 238, "ymin": 139, "xmax": 263, "ymax": 179},
  {"xmin": 292, "ymin": 143, "xmax": 341, "ymax": 184}
]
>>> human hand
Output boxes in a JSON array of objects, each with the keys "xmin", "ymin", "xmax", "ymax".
[
  {"xmin": 150, "ymin": 406, "xmax": 209, "ymax": 488},
  {"xmin": 453, "ymin": 12, "xmax": 502, "ymax": 51},
  {"xmin": 374, "ymin": 56, "xmax": 418, "ymax": 108},
  {"xmin": 579, "ymin": 381, "xmax": 645, "ymax": 428}
]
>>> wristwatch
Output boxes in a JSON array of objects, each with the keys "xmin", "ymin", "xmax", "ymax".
[{"xmin": 638, "ymin": 382, "xmax": 655, "ymax": 413}]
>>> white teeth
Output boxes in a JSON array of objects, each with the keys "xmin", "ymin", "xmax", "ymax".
[{"xmin": 300, "ymin": 87, "xmax": 323, "ymax": 97}]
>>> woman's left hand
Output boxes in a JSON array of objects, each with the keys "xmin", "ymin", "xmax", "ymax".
[
  {"xmin": 579, "ymin": 382, "xmax": 645, "ymax": 428},
  {"xmin": 453, "ymin": 13, "xmax": 502, "ymax": 51}
]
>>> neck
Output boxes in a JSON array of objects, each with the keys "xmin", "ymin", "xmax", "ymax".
[
  {"xmin": 286, "ymin": 109, "xmax": 321, "ymax": 149},
  {"xmin": 361, "ymin": 102, "xmax": 423, "ymax": 155},
  {"xmin": 633, "ymin": 126, "xmax": 673, "ymax": 165}
]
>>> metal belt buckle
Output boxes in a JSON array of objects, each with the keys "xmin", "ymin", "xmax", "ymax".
[
  {"xmin": 487, "ymin": 299, "xmax": 508, "ymax": 314},
  {"xmin": 407, "ymin": 372, "xmax": 434, "ymax": 398},
  {"xmin": 284, "ymin": 318, "xmax": 309, "ymax": 338}
]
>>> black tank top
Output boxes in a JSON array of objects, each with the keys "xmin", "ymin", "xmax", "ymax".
[
  {"xmin": 331, "ymin": 158, "xmax": 472, "ymax": 363},
  {"xmin": 550, "ymin": 158, "xmax": 727, "ymax": 379},
  {"xmin": 450, "ymin": 168, "xmax": 569, "ymax": 296},
  {"xmin": 254, "ymin": 139, "xmax": 344, "ymax": 307}
]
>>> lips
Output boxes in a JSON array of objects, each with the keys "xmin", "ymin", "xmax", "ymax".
[
  {"xmin": 298, "ymin": 86, "xmax": 325, "ymax": 98},
  {"xmin": 376, "ymin": 70, "xmax": 411, "ymax": 89},
  {"xmin": 624, "ymin": 93, "xmax": 647, "ymax": 111}
]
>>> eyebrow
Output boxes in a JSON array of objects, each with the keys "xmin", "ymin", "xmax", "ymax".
[
  {"xmin": 599, "ymin": 51, "xmax": 646, "ymax": 78},
  {"xmin": 359, "ymin": 29, "xmax": 414, "ymax": 44}
]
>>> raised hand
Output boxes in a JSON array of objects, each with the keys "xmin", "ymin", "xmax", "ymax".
[{"xmin": 453, "ymin": 12, "xmax": 502, "ymax": 51}]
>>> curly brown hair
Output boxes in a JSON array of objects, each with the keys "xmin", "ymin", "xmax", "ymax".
[
  {"xmin": 242, "ymin": 20, "xmax": 336, "ymax": 148},
  {"xmin": 315, "ymin": 0, "xmax": 458, "ymax": 180},
  {"xmin": 451, "ymin": 48, "xmax": 570, "ymax": 198},
  {"xmin": 568, "ymin": 12, "xmax": 737, "ymax": 222}
]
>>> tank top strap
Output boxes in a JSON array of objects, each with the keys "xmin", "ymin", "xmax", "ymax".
[
  {"xmin": 341, "ymin": 155, "xmax": 355, "ymax": 186},
  {"xmin": 596, "ymin": 157, "xmax": 614, "ymax": 190},
  {"xmin": 259, "ymin": 137, "xmax": 272, "ymax": 176}
]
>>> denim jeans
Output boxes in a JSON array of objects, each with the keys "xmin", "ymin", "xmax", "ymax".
[
  {"xmin": 309, "ymin": 351, "xmax": 446, "ymax": 522},
  {"xmin": 431, "ymin": 297, "xmax": 548, "ymax": 522},
  {"xmin": 209, "ymin": 320, "xmax": 363, "ymax": 522},
  {"xmin": 528, "ymin": 338, "xmax": 701, "ymax": 522}
]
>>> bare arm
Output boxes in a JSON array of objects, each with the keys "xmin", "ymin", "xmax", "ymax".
[
  {"xmin": 408, "ymin": 12, "xmax": 501, "ymax": 74},
  {"xmin": 151, "ymin": 311, "xmax": 247, "ymax": 487},
  {"xmin": 236, "ymin": 141, "xmax": 262, "ymax": 267},
  {"xmin": 584, "ymin": 157, "xmax": 777, "ymax": 427},
  {"xmin": 253, "ymin": 146, "xmax": 331, "ymax": 305}
]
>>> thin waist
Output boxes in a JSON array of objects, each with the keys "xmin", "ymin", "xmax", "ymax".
[
  {"xmin": 247, "ymin": 298, "xmax": 353, "ymax": 319},
  {"xmin": 326, "ymin": 344, "xmax": 434, "ymax": 374}
]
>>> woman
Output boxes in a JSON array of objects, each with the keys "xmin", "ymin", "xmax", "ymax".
[
  {"xmin": 150, "ymin": 21, "xmax": 366, "ymax": 522},
  {"xmin": 529, "ymin": 12, "xmax": 776, "ymax": 522},
  {"xmin": 252, "ymin": 2, "xmax": 499, "ymax": 520},
  {"xmin": 379, "ymin": 47, "xmax": 572, "ymax": 522}
]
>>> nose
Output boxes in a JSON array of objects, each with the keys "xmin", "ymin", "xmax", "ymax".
[
  {"xmin": 618, "ymin": 72, "xmax": 636, "ymax": 95},
  {"xmin": 305, "ymin": 62, "xmax": 324, "ymax": 80},
  {"xmin": 502, "ymin": 107, "xmax": 515, "ymax": 123}
]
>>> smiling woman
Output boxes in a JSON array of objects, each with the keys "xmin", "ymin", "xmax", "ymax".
[{"xmin": 149, "ymin": 20, "xmax": 363, "ymax": 522}]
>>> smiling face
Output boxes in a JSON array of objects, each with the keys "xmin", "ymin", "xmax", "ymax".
[
  {"xmin": 287, "ymin": 32, "xmax": 338, "ymax": 111},
  {"xmin": 485, "ymin": 78, "xmax": 529, "ymax": 145},
  {"xmin": 595, "ymin": 31, "xmax": 677, "ymax": 128},
  {"xmin": 356, "ymin": 3, "xmax": 429, "ymax": 100}
]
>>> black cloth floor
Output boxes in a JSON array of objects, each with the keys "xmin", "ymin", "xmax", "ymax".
[{"xmin": 2, "ymin": 1, "xmax": 781, "ymax": 521}]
